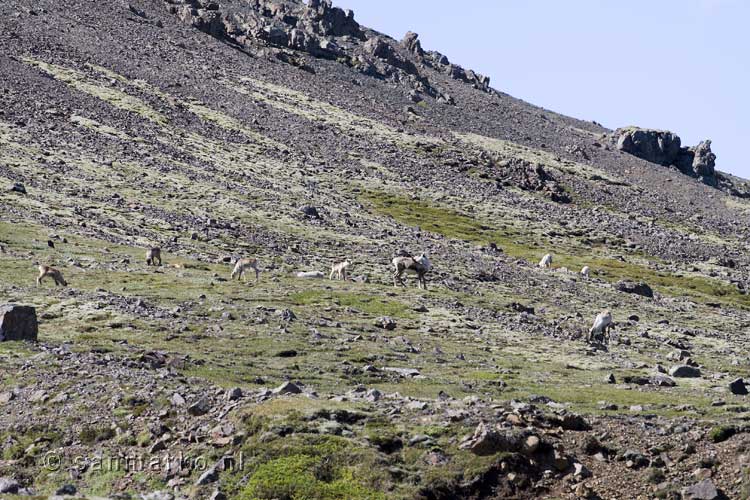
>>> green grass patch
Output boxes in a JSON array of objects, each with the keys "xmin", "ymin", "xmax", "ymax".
[{"xmin": 360, "ymin": 190, "xmax": 750, "ymax": 308}]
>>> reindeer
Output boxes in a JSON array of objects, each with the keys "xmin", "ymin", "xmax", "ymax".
[
  {"xmin": 36, "ymin": 265, "xmax": 68, "ymax": 287},
  {"xmin": 231, "ymin": 257, "xmax": 260, "ymax": 282},
  {"xmin": 581, "ymin": 266, "xmax": 590, "ymax": 279},
  {"xmin": 392, "ymin": 253, "xmax": 431, "ymax": 290},
  {"xmin": 587, "ymin": 310, "xmax": 614, "ymax": 344},
  {"xmin": 329, "ymin": 261, "xmax": 351, "ymax": 281},
  {"xmin": 539, "ymin": 253, "xmax": 552, "ymax": 268},
  {"xmin": 145, "ymin": 247, "xmax": 162, "ymax": 266}
]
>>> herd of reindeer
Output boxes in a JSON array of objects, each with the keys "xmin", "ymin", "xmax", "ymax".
[{"xmin": 35, "ymin": 247, "xmax": 615, "ymax": 344}]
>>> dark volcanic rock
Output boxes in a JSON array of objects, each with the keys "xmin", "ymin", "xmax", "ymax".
[
  {"xmin": 0, "ymin": 477, "xmax": 20, "ymax": 494},
  {"xmin": 669, "ymin": 365, "xmax": 701, "ymax": 378},
  {"xmin": 729, "ymin": 378, "xmax": 748, "ymax": 395},
  {"xmin": 0, "ymin": 305, "xmax": 38, "ymax": 342},
  {"xmin": 615, "ymin": 281, "xmax": 654, "ymax": 298}
]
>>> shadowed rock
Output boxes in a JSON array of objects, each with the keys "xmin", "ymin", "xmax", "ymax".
[{"xmin": 0, "ymin": 305, "xmax": 38, "ymax": 342}]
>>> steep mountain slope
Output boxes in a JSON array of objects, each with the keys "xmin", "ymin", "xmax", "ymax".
[{"xmin": 1, "ymin": 1, "xmax": 750, "ymax": 498}]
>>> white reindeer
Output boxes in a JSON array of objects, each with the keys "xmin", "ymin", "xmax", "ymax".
[
  {"xmin": 329, "ymin": 261, "xmax": 351, "ymax": 281},
  {"xmin": 581, "ymin": 266, "xmax": 590, "ymax": 279},
  {"xmin": 588, "ymin": 310, "xmax": 614, "ymax": 344},
  {"xmin": 539, "ymin": 253, "xmax": 553, "ymax": 268}
]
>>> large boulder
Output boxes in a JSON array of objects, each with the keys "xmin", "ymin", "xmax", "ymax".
[
  {"xmin": 616, "ymin": 127, "xmax": 682, "ymax": 166},
  {"xmin": 0, "ymin": 305, "xmax": 38, "ymax": 342},
  {"xmin": 459, "ymin": 422, "xmax": 527, "ymax": 456},
  {"xmin": 669, "ymin": 365, "xmax": 701, "ymax": 378},
  {"xmin": 681, "ymin": 479, "xmax": 720, "ymax": 500},
  {"xmin": 615, "ymin": 281, "xmax": 654, "ymax": 298},
  {"xmin": 729, "ymin": 378, "xmax": 748, "ymax": 395}
]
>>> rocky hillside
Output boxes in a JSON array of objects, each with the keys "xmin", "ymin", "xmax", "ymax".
[{"xmin": 1, "ymin": 0, "xmax": 750, "ymax": 499}]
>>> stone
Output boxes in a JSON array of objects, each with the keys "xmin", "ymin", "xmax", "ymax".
[
  {"xmin": 226, "ymin": 387, "xmax": 243, "ymax": 401},
  {"xmin": 689, "ymin": 140, "xmax": 717, "ymax": 178},
  {"xmin": 209, "ymin": 490, "xmax": 228, "ymax": 500},
  {"xmin": 170, "ymin": 392, "xmax": 186, "ymax": 406},
  {"xmin": 365, "ymin": 388, "xmax": 382, "ymax": 402},
  {"xmin": 523, "ymin": 435, "xmax": 540, "ymax": 454},
  {"xmin": 276, "ymin": 309, "xmax": 296, "ymax": 321},
  {"xmin": 681, "ymin": 479, "xmax": 719, "ymax": 500},
  {"xmin": 615, "ymin": 127, "xmax": 682, "ymax": 166},
  {"xmin": 142, "ymin": 492, "xmax": 174, "ymax": 500},
  {"xmin": 729, "ymin": 378, "xmax": 748, "ymax": 395},
  {"xmin": 195, "ymin": 465, "xmax": 219, "ymax": 486},
  {"xmin": 649, "ymin": 374, "xmax": 677, "ymax": 387},
  {"xmin": 615, "ymin": 281, "xmax": 654, "ymax": 298},
  {"xmin": 0, "ymin": 391, "xmax": 15, "ymax": 404},
  {"xmin": 9, "ymin": 182, "xmax": 26, "ymax": 194},
  {"xmin": 459, "ymin": 423, "xmax": 526, "ymax": 456},
  {"xmin": 56, "ymin": 484, "xmax": 77, "ymax": 495},
  {"xmin": 0, "ymin": 477, "xmax": 20, "ymax": 494},
  {"xmin": 374, "ymin": 316, "xmax": 397, "ymax": 330},
  {"xmin": 573, "ymin": 462, "xmax": 592, "ymax": 479},
  {"xmin": 188, "ymin": 397, "xmax": 211, "ymax": 416},
  {"xmin": 669, "ymin": 365, "xmax": 701, "ymax": 378},
  {"xmin": 296, "ymin": 271, "xmax": 325, "ymax": 279},
  {"xmin": 28, "ymin": 390, "xmax": 48, "ymax": 403},
  {"xmin": 0, "ymin": 304, "xmax": 38, "ymax": 342},
  {"xmin": 300, "ymin": 206, "xmax": 321, "ymax": 219},
  {"xmin": 273, "ymin": 381, "xmax": 302, "ymax": 395},
  {"xmin": 401, "ymin": 31, "xmax": 423, "ymax": 56}
]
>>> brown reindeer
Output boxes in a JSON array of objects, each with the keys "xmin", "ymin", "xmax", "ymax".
[
  {"xmin": 231, "ymin": 257, "xmax": 260, "ymax": 282},
  {"xmin": 36, "ymin": 265, "xmax": 68, "ymax": 287},
  {"xmin": 329, "ymin": 261, "xmax": 351, "ymax": 281},
  {"xmin": 392, "ymin": 253, "xmax": 431, "ymax": 290}
]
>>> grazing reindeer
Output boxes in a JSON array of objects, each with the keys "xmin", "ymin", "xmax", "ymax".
[
  {"xmin": 145, "ymin": 247, "xmax": 162, "ymax": 266},
  {"xmin": 37, "ymin": 265, "xmax": 67, "ymax": 287},
  {"xmin": 581, "ymin": 266, "xmax": 590, "ymax": 279},
  {"xmin": 588, "ymin": 310, "xmax": 614, "ymax": 344},
  {"xmin": 329, "ymin": 261, "xmax": 351, "ymax": 281},
  {"xmin": 539, "ymin": 253, "xmax": 553, "ymax": 268},
  {"xmin": 231, "ymin": 257, "xmax": 260, "ymax": 282},
  {"xmin": 392, "ymin": 253, "xmax": 431, "ymax": 290}
]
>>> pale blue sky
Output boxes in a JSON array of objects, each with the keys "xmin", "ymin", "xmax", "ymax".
[{"xmin": 338, "ymin": 0, "xmax": 749, "ymax": 178}]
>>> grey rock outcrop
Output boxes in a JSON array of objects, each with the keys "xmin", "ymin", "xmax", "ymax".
[{"xmin": 616, "ymin": 127, "xmax": 718, "ymax": 185}]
